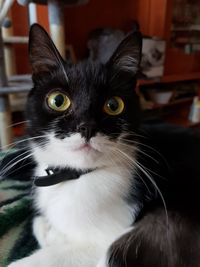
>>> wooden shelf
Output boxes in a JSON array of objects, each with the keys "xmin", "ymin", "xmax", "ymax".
[
  {"xmin": 138, "ymin": 72, "xmax": 200, "ymax": 86},
  {"xmin": 148, "ymin": 97, "xmax": 193, "ymax": 110}
]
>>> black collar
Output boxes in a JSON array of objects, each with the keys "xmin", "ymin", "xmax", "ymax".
[{"xmin": 34, "ymin": 167, "xmax": 92, "ymax": 187}]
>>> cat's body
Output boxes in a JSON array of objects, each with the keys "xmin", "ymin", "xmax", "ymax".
[
  {"xmin": 6, "ymin": 24, "xmax": 200, "ymax": 267},
  {"xmin": 32, "ymin": 166, "xmax": 134, "ymax": 267},
  {"xmin": 34, "ymin": 164, "xmax": 135, "ymax": 246}
]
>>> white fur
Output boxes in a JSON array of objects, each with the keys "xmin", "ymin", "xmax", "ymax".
[
  {"xmin": 8, "ymin": 133, "xmax": 137, "ymax": 267},
  {"xmin": 32, "ymin": 133, "xmax": 123, "ymax": 170}
]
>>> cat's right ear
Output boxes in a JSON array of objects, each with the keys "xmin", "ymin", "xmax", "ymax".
[
  {"xmin": 29, "ymin": 24, "xmax": 65, "ymax": 75},
  {"xmin": 107, "ymin": 31, "xmax": 142, "ymax": 77}
]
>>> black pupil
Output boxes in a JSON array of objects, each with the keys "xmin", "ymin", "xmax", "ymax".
[
  {"xmin": 54, "ymin": 94, "xmax": 64, "ymax": 107},
  {"xmin": 108, "ymin": 98, "xmax": 119, "ymax": 111}
]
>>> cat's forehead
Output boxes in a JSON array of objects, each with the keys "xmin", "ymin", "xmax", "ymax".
[
  {"xmin": 67, "ymin": 63, "xmax": 106, "ymax": 87},
  {"xmin": 65, "ymin": 62, "xmax": 107, "ymax": 97}
]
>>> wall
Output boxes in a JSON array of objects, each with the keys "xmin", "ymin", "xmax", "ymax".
[
  {"xmin": 11, "ymin": 0, "xmax": 138, "ymax": 74},
  {"xmin": 12, "ymin": 2, "xmax": 29, "ymax": 74},
  {"xmin": 11, "ymin": 0, "xmax": 200, "ymax": 76}
]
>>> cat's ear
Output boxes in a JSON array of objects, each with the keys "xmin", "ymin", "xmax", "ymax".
[
  {"xmin": 107, "ymin": 31, "xmax": 142, "ymax": 76},
  {"xmin": 29, "ymin": 23, "xmax": 66, "ymax": 76}
]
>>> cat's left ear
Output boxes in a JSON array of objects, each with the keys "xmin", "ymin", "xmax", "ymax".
[
  {"xmin": 29, "ymin": 23, "xmax": 66, "ymax": 76},
  {"xmin": 107, "ymin": 31, "xmax": 142, "ymax": 76}
]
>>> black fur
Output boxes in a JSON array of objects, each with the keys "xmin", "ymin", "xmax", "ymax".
[
  {"xmin": 108, "ymin": 207, "xmax": 200, "ymax": 267},
  {"xmin": 107, "ymin": 124, "xmax": 200, "ymax": 267}
]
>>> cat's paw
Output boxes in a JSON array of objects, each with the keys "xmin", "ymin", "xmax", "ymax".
[
  {"xmin": 8, "ymin": 262, "xmax": 25, "ymax": 267},
  {"xmin": 96, "ymin": 254, "xmax": 108, "ymax": 267},
  {"xmin": 7, "ymin": 250, "xmax": 47, "ymax": 267},
  {"xmin": 33, "ymin": 216, "xmax": 67, "ymax": 247},
  {"xmin": 7, "ymin": 258, "xmax": 36, "ymax": 267},
  {"xmin": 33, "ymin": 216, "xmax": 50, "ymax": 247}
]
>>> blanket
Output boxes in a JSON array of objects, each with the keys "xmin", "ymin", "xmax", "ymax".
[{"xmin": 0, "ymin": 151, "xmax": 38, "ymax": 267}]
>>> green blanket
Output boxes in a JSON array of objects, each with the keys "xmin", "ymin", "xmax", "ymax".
[{"xmin": 0, "ymin": 152, "xmax": 38, "ymax": 267}]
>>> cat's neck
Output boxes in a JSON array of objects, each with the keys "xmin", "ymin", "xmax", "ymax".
[{"xmin": 35, "ymin": 163, "xmax": 137, "ymax": 242}]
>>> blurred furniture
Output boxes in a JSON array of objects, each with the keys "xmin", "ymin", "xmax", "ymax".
[
  {"xmin": 136, "ymin": 0, "xmax": 200, "ymax": 128},
  {"xmin": 137, "ymin": 0, "xmax": 200, "ymax": 75}
]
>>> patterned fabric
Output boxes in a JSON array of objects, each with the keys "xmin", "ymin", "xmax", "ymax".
[{"xmin": 0, "ymin": 152, "xmax": 38, "ymax": 267}]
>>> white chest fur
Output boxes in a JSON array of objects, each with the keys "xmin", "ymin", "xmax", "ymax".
[{"xmin": 35, "ymin": 165, "xmax": 135, "ymax": 246}]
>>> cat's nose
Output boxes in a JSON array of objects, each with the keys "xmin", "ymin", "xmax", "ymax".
[{"xmin": 77, "ymin": 122, "xmax": 97, "ymax": 141}]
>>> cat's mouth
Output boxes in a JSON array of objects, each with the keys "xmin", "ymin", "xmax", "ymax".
[
  {"xmin": 72, "ymin": 142, "xmax": 102, "ymax": 154},
  {"xmin": 73, "ymin": 143, "xmax": 93, "ymax": 152}
]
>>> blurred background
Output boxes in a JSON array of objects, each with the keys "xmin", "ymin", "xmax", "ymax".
[{"xmin": 0, "ymin": 0, "xmax": 200, "ymax": 149}]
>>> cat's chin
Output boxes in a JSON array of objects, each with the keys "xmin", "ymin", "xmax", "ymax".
[
  {"xmin": 33, "ymin": 146, "xmax": 105, "ymax": 170},
  {"xmin": 31, "ymin": 132, "xmax": 114, "ymax": 170}
]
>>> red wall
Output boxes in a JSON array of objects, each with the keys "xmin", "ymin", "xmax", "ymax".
[
  {"xmin": 12, "ymin": 0, "xmax": 138, "ymax": 74},
  {"xmin": 12, "ymin": 2, "xmax": 30, "ymax": 73},
  {"xmin": 10, "ymin": 0, "xmax": 200, "ymax": 76},
  {"xmin": 63, "ymin": 0, "xmax": 138, "ymax": 58}
]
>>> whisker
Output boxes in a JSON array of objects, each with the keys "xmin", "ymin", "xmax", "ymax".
[
  {"xmin": 0, "ymin": 149, "xmax": 32, "ymax": 175},
  {"xmin": 0, "ymin": 134, "xmax": 47, "ymax": 150},
  {"xmin": 109, "ymin": 147, "xmax": 152, "ymax": 196},
  {"xmin": 4, "ymin": 161, "xmax": 34, "ymax": 179},
  {"xmin": 0, "ymin": 138, "xmax": 48, "ymax": 178},
  {"xmin": 113, "ymin": 146, "xmax": 169, "ymax": 228},
  {"xmin": 117, "ymin": 141, "xmax": 159, "ymax": 164},
  {"xmin": 129, "ymin": 146, "xmax": 166, "ymax": 182},
  {"xmin": 119, "ymin": 136, "xmax": 169, "ymax": 169},
  {"xmin": 6, "ymin": 120, "xmax": 29, "ymax": 129},
  {"xmin": 134, "ymin": 160, "xmax": 168, "ymax": 223},
  {"xmin": 0, "ymin": 152, "xmax": 34, "ymax": 178}
]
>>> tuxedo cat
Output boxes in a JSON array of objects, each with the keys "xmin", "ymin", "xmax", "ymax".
[
  {"xmin": 8, "ymin": 23, "xmax": 142, "ymax": 267},
  {"xmin": 7, "ymin": 24, "xmax": 200, "ymax": 267}
]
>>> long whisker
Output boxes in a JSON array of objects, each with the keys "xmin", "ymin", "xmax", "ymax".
[
  {"xmin": 101, "ymin": 139, "xmax": 152, "ymax": 197},
  {"xmin": 119, "ymin": 136, "xmax": 169, "ymax": 169},
  {"xmin": 0, "ymin": 138, "xmax": 48, "ymax": 178},
  {"xmin": 0, "ymin": 152, "xmax": 34, "ymax": 178},
  {"xmin": 119, "ymin": 142, "xmax": 166, "ymax": 182},
  {"xmin": 0, "ymin": 134, "xmax": 47, "ymax": 150},
  {"xmin": 0, "ymin": 149, "xmax": 32, "ymax": 175},
  {"xmin": 118, "ymin": 141, "xmax": 159, "ymax": 164},
  {"xmin": 4, "ymin": 161, "xmax": 34, "ymax": 179},
  {"xmin": 6, "ymin": 120, "xmax": 29, "ymax": 129},
  {"xmin": 109, "ymin": 147, "xmax": 152, "ymax": 196},
  {"xmin": 134, "ymin": 160, "xmax": 169, "ymax": 224},
  {"xmin": 113, "ymin": 146, "xmax": 169, "ymax": 228}
]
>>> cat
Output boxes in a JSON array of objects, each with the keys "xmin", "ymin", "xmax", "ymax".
[
  {"xmin": 6, "ymin": 23, "xmax": 200, "ymax": 267},
  {"xmin": 7, "ymin": 23, "xmax": 142, "ymax": 267}
]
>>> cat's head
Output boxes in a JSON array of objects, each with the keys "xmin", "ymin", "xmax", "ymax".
[{"xmin": 27, "ymin": 24, "xmax": 142, "ymax": 170}]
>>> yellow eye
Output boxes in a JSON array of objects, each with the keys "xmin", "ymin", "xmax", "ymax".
[
  {"xmin": 47, "ymin": 91, "xmax": 71, "ymax": 112},
  {"xmin": 103, "ymin": 96, "xmax": 124, "ymax": 116}
]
